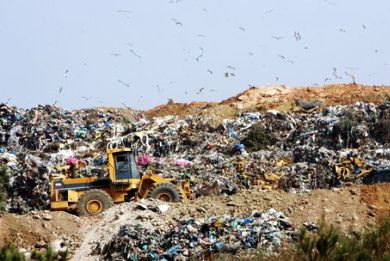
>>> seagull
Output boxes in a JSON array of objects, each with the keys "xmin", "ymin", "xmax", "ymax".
[
  {"xmin": 130, "ymin": 49, "xmax": 141, "ymax": 58},
  {"xmin": 332, "ymin": 67, "xmax": 343, "ymax": 79},
  {"xmin": 117, "ymin": 10, "xmax": 131, "ymax": 13},
  {"xmin": 156, "ymin": 85, "xmax": 162, "ymax": 92},
  {"xmin": 5, "ymin": 98, "xmax": 11, "ymax": 104},
  {"xmin": 59, "ymin": 86, "xmax": 63, "ymax": 94},
  {"xmin": 172, "ymin": 18, "xmax": 183, "ymax": 26},
  {"xmin": 224, "ymin": 72, "xmax": 229, "ymax": 78},
  {"xmin": 339, "ymin": 28, "xmax": 346, "ymax": 33},
  {"xmin": 239, "ymin": 26, "xmax": 246, "ymax": 31},
  {"xmin": 64, "ymin": 69, "xmax": 69, "ymax": 78},
  {"xmin": 209, "ymin": 89, "xmax": 217, "ymax": 92},
  {"xmin": 81, "ymin": 96, "xmax": 93, "ymax": 101},
  {"xmin": 227, "ymin": 65, "xmax": 235, "ymax": 70},
  {"xmin": 294, "ymin": 31, "xmax": 302, "ymax": 41},
  {"xmin": 362, "ymin": 24, "xmax": 367, "ymax": 29},
  {"xmin": 324, "ymin": 77, "xmax": 331, "ymax": 82},
  {"xmin": 275, "ymin": 76, "xmax": 279, "ymax": 82},
  {"xmin": 197, "ymin": 34, "xmax": 206, "ymax": 37},
  {"xmin": 110, "ymin": 53, "xmax": 123, "ymax": 57},
  {"xmin": 248, "ymin": 52, "xmax": 254, "ymax": 56},
  {"xmin": 230, "ymin": 72, "xmax": 235, "ymax": 77},
  {"xmin": 196, "ymin": 54, "xmax": 203, "ymax": 62},
  {"xmin": 118, "ymin": 79, "xmax": 130, "ymax": 88},
  {"xmin": 324, "ymin": 0, "xmax": 336, "ymax": 5},
  {"xmin": 265, "ymin": 9, "xmax": 274, "ymax": 14},
  {"xmin": 345, "ymin": 71, "xmax": 356, "ymax": 83},
  {"xmin": 207, "ymin": 69, "xmax": 213, "ymax": 74},
  {"xmin": 196, "ymin": 87, "xmax": 204, "ymax": 95},
  {"xmin": 272, "ymin": 36, "xmax": 284, "ymax": 40},
  {"xmin": 287, "ymin": 59, "xmax": 294, "ymax": 64},
  {"xmin": 278, "ymin": 55, "xmax": 286, "ymax": 59}
]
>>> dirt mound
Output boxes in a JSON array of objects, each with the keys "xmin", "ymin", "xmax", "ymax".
[{"xmin": 146, "ymin": 84, "xmax": 390, "ymax": 118}]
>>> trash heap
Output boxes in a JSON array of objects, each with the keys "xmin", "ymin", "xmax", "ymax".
[
  {"xmin": 0, "ymin": 100, "xmax": 390, "ymax": 212},
  {"xmin": 100, "ymin": 208, "xmax": 293, "ymax": 260}
]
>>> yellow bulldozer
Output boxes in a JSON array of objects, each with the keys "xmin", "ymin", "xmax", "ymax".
[{"xmin": 50, "ymin": 147, "xmax": 192, "ymax": 216}]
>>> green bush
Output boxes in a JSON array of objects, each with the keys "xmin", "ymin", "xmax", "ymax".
[
  {"xmin": 242, "ymin": 123, "xmax": 277, "ymax": 151},
  {"xmin": 0, "ymin": 245, "xmax": 26, "ymax": 261},
  {"xmin": 0, "ymin": 165, "xmax": 8, "ymax": 211},
  {"xmin": 0, "ymin": 245, "xmax": 65, "ymax": 261}
]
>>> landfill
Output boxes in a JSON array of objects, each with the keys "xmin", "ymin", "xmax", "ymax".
[
  {"xmin": 99, "ymin": 208, "xmax": 294, "ymax": 260},
  {"xmin": 0, "ymin": 99, "xmax": 390, "ymax": 213}
]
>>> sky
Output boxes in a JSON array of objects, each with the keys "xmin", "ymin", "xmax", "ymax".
[{"xmin": 0, "ymin": 0, "xmax": 389, "ymax": 110}]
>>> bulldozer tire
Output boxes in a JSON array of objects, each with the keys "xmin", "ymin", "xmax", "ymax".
[
  {"xmin": 148, "ymin": 183, "xmax": 184, "ymax": 203},
  {"xmin": 78, "ymin": 189, "xmax": 113, "ymax": 216}
]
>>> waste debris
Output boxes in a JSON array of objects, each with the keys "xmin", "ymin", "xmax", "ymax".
[
  {"xmin": 99, "ymin": 208, "xmax": 294, "ymax": 260},
  {"xmin": 1, "ymin": 99, "xmax": 390, "ymax": 213}
]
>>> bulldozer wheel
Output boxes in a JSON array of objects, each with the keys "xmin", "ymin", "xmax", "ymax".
[
  {"xmin": 78, "ymin": 189, "xmax": 113, "ymax": 216},
  {"xmin": 148, "ymin": 183, "xmax": 184, "ymax": 203}
]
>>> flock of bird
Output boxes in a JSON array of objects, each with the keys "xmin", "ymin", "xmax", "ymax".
[{"xmin": 49, "ymin": 0, "xmax": 385, "ymax": 108}]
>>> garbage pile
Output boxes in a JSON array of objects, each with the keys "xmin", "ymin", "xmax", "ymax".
[
  {"xmin": 100, "ymin": 208, "xmax": 293, "ymax": 260},
  {"xmin": 1, "ymin": 100, "xmax": 390, "ymax": 212}
]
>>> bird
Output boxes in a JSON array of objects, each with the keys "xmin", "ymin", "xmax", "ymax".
[
  {"xmin": 81, "ymin": 96, "xmax": 93, "ymax": 101},
  {"xmin": 209, "ymin": 89, "xmax": 217, "ymax": 92},
  {"xmin": 227, "ymin": 65, "xmax": 235, "ymax": 70},
  {"xmin": 59, "ymin": 86, "xmax": 63, "ymax": 94},
  {"xmin": 239, "ymin": 26, "xmax": 246, "ymax": 31},
  {"xmin": 287, "ymin": 59, "xmax": 294, "ymax": 64},
  {"xmin": 130, "ymin": 49, "xmax": 141, "ymax": 58},
  {"xmin": 248, "ymin": 52, "xmax": 254, "ymax": 56},
  {"xmin": 224, "ymin": 72, "xmax": 229, "ymax": 78},
  {"xmin": 294, "ymin": 31, "xmax": 302, "ymax": 41},
  {"xmin": 118, "ymin": 79, "xmax": 130, "ymax": 88},
  {"xmin": 64, "ymin": 69, "xmax": 69, "ymax": 77},
  {"xmin": 345, "ymin": 71, "xmax": 356, "ymax": 83},
  {"xmin": 196, "ymin": 87, "xmax": 204, "ymax": 95},
  {"xmin": 272, "ymin": 36, "xmax": 284, "ymax": 40},
  {"xmin": 156, "ymin": 85, "xmax": 162, "ymax": 92},
  {"xmin": 275, "ymin": 76, "xmax": 279, "ymax": 82},
  {"xmin": 5, "ymin": 98, "xmax": 11, "ymax": 104},
  {"xmin": 265, "ymin": 9, "xmax": 274, "ymax": 14},
  {"xmin": 197, "ymin": 34, "xmax": 206, "ymax": 37},
  {"xmin": 207, "ymin": 69, "xmax": 213, "ymax": 74},
  {"xmin": 278, "ymin": 55, "xmax": 286, "ymax": 59},
  {"xmin": 324, "ymin": 0, "xmax": 336, "ymax": 5},
  {"xmin": 196, "ymin": 54, "xmax": 203, "ymax": 62},
  {"xmin": 362, "ymin": 24, "xmax": 367, "ymax": 29},
  {"xmin": 339, "ymin": 28, "xmax": 346, "ymax": 33},
  {"xmin": 171, "ymin": 18, "xmax": 183, "ymax": 26},
  {"xmin": 229, "ymin": 72, "xmax": 235, "ymax": 77},
  {"xmin": 374, "ymin": 49, "xmax": 379, "ymax": 53},
  {"xmin": 332, "ymin": 67, "xmax": 343, "ymax": 79},
  {"xmin": 117, "ymin": 9, "xmax": 131, "ymax": 13},
  {"xmin": 324, "ymin": 77, "xmax": 331, "ymax": 82},
  {"xmin": 110, "ymin": 53, "xmax": 123, "ymax": 57}
]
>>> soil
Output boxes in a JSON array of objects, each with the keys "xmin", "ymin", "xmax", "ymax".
[{"xmin": 1, "ymin": 183, "xmax": 389, "ymax": 260}]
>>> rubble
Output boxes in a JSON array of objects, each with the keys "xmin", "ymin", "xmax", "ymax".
[{"xmin": 0, "ymin": 98, "xmax": 390, "ymax": 213}]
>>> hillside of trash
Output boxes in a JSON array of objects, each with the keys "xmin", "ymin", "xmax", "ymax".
[{"xmin": 0, "ymin": 84, "xmax": 389, "ymax": 214}]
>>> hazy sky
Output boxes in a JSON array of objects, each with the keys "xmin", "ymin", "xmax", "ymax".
[{"xmin": 0, "ymin": 0, "xmax": 389, "ymax": 110}]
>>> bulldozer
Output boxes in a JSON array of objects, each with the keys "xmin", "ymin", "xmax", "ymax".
[{"xmin": 50, "ymin": 147, "xmax": 192, "ymax": 216}]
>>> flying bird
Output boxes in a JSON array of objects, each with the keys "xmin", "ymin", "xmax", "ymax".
[
  {"xmin": 64, "ymin": 69, "xmax": 69, "ymax": 77},
  {"xmin": 332, "ymin": 67, "xmax": 343, "ymax": 79},
  {"xmin": 196, "ymin": 87, "xmax": 204, "ymax": 95},
  {"xmin": 59, "ymin": 86, "xmax": 63, "ymax": 94},
  {"xmin": 324, "ymin": 77, "xmax": 331, "ymax": 82},
  {"xmin": 130, "ymin": 49, "xmax": 141, "ymax": 58},
  {"xmin": 81, "ymin": 96, "xmax": 93, "ymax": 101},
  {"xmin": 207, "ymin": 69, "xmax": 213, "ymax": 74},
  {"xmin": 238, "ymin": 26, "xmax": 246, "ymax": 31},
  {"xmin": 294, "ymin": 31, "xmax": 302, "ymax": 41},
  {"xmin": 272, "ymin": 36, "xmax": 284, "ymax": 40},
  {"xmin": 362, "ymin": 24, "xmax": 367, "ymax": 29},
  {"xmin": 196, "ymin": 54, "xmax": 203, "ymax": 62},
  {"xmin": 110, "ymin": 53, "xmax": 123, "ymax": 57},
  {"xmin": 209, "ymin": 89, "xmax": 217, "ymax": 92},
  {"xmin": 278, "ymin": 55, "xmax": 286, "ymax": 59},
  {"xmin": 117, "ymin": 9, "xmax": 131, "ymax": 13},
  {"xmin": 172, "ymin": 18, "xmax": 183, "ymax": 26},
  {"xmin": 118, "ymin": 79, "xmax": 131, "ymax": 88},
  {"xmin": 248, "ymin": 52, "xmax": 254, "ymax": 56},
  {"xmin": 339, "ymin": 28, "xmax": 346, "ymax": 33},
  {"xmin": 226, "ymin": 65, "xmax": 235, "ymax": 70},
  {"xmin": 224, "ymin": 72, "xmax": 229, "ymax": 78},
  {"xmin": 345, "ymin": 71, "xmax": 356, "ymax": 83}
]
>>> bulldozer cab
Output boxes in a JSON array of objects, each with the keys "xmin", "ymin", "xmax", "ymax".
[{"xmin": 107, "ymin": 148, "xmax": 140, "ymax": 183}]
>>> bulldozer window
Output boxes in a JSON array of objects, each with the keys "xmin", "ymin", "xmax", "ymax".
[{"xmin": 114, "ymin": 152, "xmax": 140, "ymax": 180}]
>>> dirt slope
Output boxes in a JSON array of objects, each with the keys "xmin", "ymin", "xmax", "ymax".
[{"xmin": 146, "ymin": 84, "xmax": 390, "ymax": 118}]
